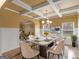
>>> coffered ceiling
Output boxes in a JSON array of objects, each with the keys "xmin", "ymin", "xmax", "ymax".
[
  {"xmin": 21, "ymin": 0, "xmax": 47, "ymax": 8},
  {"xmin": 2, "ymin": 0, "xmax": 29, "ymax": 13},
  {"xmin": 1, "ymin": 0, "xmax": 79, "ymax": 20}
]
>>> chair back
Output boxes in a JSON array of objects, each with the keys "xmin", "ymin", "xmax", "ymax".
[
  {"xmin": 20, "ymin": 41, "xmax": 34, "ymax": 58},
  {"xmin": 53, "ymin": 40, "xmax": 64, "ymax": 54}
]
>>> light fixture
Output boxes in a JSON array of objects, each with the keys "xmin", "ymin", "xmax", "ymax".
[
  {"xmin": 0, "ymin": 0, "xmax": 6, "ymax": 8},
  {"xmin": 47, "ymin": 20, "xmax": 50, "ymax": 24},
  {"xmin": 49, "ymin": 21, "xmax": 52, "ymax": 24},
  {"xmin": 41, "ymin": 21, "xmax": 45, "ymax": 24},
  {"xmin": 41, "ymin": 9, "xmax": 52, "ymax": 24},
  {"xmin": 41, "ymin": 20, "xmax": 52, "ymax": 24}
]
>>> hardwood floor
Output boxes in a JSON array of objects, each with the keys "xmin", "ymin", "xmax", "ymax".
[{"xmin": 2, "ymin": 45, "xmax": 79, "ymax": 59}]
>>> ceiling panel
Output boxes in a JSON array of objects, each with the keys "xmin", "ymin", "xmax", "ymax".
[
  {"xmin": 21, "ymin": 0, "xmax": 47, "ymax": 7},
  {"xmin": 60, "ymin": 0, "xmax": 79, "ymax": 9},
  {"xmin": 32, "ymin": 4, "xmax": 55, "ymax": 18},
  {"xmin": 1, "ymin": 0, "xmax": 79, "ymax": 19},
  {"xmin": 2, "ymin": 0, "xmax": 29, "ymax": 12},
  {"xmin": 28, "ymin": 13, "xmax": 39, "ymax": 17}
]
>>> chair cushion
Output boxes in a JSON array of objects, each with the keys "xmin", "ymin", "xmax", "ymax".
[{"xmin": 24, "ymin": 49, "xmax": 39, "ymax": 58}]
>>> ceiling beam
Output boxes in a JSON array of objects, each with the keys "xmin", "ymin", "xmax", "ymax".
[
  {"xmin": 4, "ymin": 7, "xmax": 20, "ymax": 13},
  {"xmin": 12, "ymin": 0, "xmax": 32, "ymax": 11},
  {"xmin": 12, "ymin": 0, "xmax": 63, "ymax": 18},
  {"xmin": 48, "ymin": 0, "xmax": 62, "ymax": 17},
  {"xmin": 12, "ymin": 0, "xmax": 45, "ymax": 18},
  {"xmin": 33, "ymin": 2, "xmax": 49, "ymax": 10}
]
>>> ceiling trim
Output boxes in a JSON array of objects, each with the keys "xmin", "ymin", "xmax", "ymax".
[
  {"xmin": 12, "ymin": 0, "xmax": 32, "ymax": 11},
  {"xmin": 4, "ymin": 7, "xmax": 20, "ymax": 13},
  {"xmin": 11, "ymin": 0, "xmax": 79, "ymax": 19},
  {"xmin": 33, "ymin": 2, "xmax": 49, "ymax": 10},
  {"xmin": 33, "ymin": 5, "xmax": 79, "ymax": 19},
  {"xmin": 61, "ymin": 5, "xmax": 79, "ymax": 12},
  {"xmin": 12, "ymin": 0, "xmax": 45, "ymax": 18},
  {"xmin": 48, "ymin": 0, "xmax": 62, "ymax": 17},
  {"xmin": 21, "ymin": 0, "xmax": 63, "ymax": 18}
]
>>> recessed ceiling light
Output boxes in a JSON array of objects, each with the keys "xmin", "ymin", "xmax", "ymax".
[{"xmin": 0, "ymin": 0, "xmax": 6, "ymax": 8}]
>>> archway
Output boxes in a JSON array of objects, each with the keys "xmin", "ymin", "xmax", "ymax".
[{"xmin": 19, "ymin": 20, "xmax": 35, "ymax": 40}]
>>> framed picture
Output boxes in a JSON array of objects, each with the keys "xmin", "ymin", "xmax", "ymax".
[
  {"xmin": 62, "ymin": 22, "xmax": 74, "ymax": 31},
  {"xmin": 62, "ymin": 22, "xmax": 74, "ymax": 36}
]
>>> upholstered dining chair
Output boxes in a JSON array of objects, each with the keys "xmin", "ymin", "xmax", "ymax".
[
  {"xmin": 20, "ymin": 41, "xmax": 39, "ymax": 59},
  {"xmin": 47, "ymin": 39, "xmax": 64, "ymax": 59}
]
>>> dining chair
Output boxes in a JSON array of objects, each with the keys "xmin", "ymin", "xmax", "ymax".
[
  {"xmin": 26, "ymin": 40, "xmax": 39, "ymax": 50},
  {"xmin": 47, "ymin": 39, "xmax": 64, "ymax": 59},
  {"xmin": 20, "ymin": 41, "xmax": 39, "ymax": 59}
]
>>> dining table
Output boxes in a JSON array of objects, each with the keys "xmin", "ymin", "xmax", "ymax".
[{"xmin": 26, "ymin": 37, "xmax": 57, "ymax": 58}]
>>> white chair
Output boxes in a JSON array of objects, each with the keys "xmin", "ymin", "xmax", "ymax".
[
  {"xmin": 47, "ymin": 40, "xmax": 64, "ymax": 59},
  {"xmin": 20, "ymin": 41, "xmax": 39, "ymax": 59},
  {"xmin": 64, "ymin": 36, "xmax": 72, "ymax": 46}
]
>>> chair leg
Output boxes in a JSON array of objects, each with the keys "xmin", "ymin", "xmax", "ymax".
[
  {"xmin": 22, "ymin": 56, "xmax": 25, "ymax": 59},
  {"xmin": 37, "ymin": 55, "xmax": 39, "ymax": 59},
  {"xmin": 58, "ymin": 54, "xmax": 60, "ymax": 59},
  {"xmin": 51, "ymin": 54, "xmax": 54, "ymax": 59},
  {"xmin": 48, "ymin": 52, "xmax": 50, "ymax": 59},
  {"xmin": 61, "ymin": 54, "xmax": 63, "ymax": 59},
  {"xmin": 52, "ymin": 54, "xmax": 54, "ymax": 58}
]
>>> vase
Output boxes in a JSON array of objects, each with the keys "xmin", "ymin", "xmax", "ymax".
[{"xmin": 72, "ymin": 41, "xmax": 76, "ymax": 47}]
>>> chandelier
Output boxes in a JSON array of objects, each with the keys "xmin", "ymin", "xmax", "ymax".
[
  {"xmin": 41, "ymin": 9, "xmax": 53, "ymax": 36},
  {"xmin": 41, "ymin": 9, "xmax": 52, "ymax": 24},
  {"xmin": 41, "ymin": 20, "xmax": 52, "ymax": 24}
]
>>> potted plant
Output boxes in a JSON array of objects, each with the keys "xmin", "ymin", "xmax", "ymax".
[{"xmin": 71, "ymin": 35, "xmax": 77, "ymax": 47}]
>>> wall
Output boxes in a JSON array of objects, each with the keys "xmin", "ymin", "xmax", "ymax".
[
  {"xmin": 51, "ymin": 14, "xmax": 78, "ymax": 46},
  {"xmin": 0, "ymin": 29, "xmax": 2, "ymax": 52},
  {"xmin": 50, "ymin": 14, "xmax": 78, "ymax": 28},
  {"xmin": 0, "ymin": 9, "xmax": 41, "ymax": 53},
  {"xmin": 0, "ymin": 28, "xmax": 19, "ymax": 53},
  {"xmin": 0, "ymin": 9, "xmax": 24, "ymax": 53},
  {"xmin": 0, "ymin": 9, "xmax": 41, "ymax": 28},
  {"xmin": 78, "ymin": 13, "xmax": 79, "ymax": 47},
  {"xmin": 0, "ymin": 8, "xmax": 78, "ymax": 52},
  {"xmin": 34, "ymin": 20, "xmax": 41, "ymax": 37},
  {"xmin": 40, "ymin": 14, "xmax": 78, "ymax": 45},
  {"xmin": 0, "ymin": 9, "xmax": 32, "ymax": 28}
]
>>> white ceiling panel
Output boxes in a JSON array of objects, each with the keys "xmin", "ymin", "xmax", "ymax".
[{"xmin": 61, "ymin": 0, "xmax": 79, "ymax": 9}]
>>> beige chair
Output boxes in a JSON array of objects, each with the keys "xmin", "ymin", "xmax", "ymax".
[
  {"xmin": 20, "ymin": 41, "xmax": 39, "ymax": 59},
  {"xmin": 47, "ymin": 40, "xmax": 64, "ymax": 59}
]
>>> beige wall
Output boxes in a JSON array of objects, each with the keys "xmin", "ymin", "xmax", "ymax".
[
  {"xmin": 0, "ymin": 9, "xmax": 78, "ymax": 28},
  {"xmin": 50, "ymin": 14, "xmax": 78, "ymax": 28},
  {"xmin": 0, "ymin": 9, "xmax": 41, "ymax": 53},
  {"xmin": 0, "ymin": 9, "xmax": 36, "ymax": 28}
]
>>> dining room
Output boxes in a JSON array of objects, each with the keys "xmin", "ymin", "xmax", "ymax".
[{"xmin": 0, "ymin": 0, "xmax": 79, "ymax": 59}]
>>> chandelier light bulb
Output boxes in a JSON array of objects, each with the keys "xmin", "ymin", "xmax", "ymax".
[
  {"xmin": 49, "ymin": 21, "xmax": 52, "ymax": 24},
  {"xmin": 47, "ymin": 20, "xmax": 50, "ymax": 24},
  {"xmin": 41, "ymin": 21, "xmax": 45, "ymax": 24}
]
